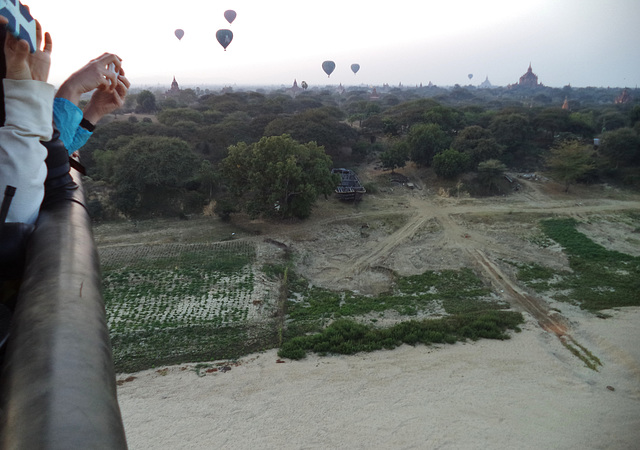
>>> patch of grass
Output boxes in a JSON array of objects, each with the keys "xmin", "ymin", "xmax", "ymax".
[
  {"xmin": 281, "ymin": 267, "xmax": 516, "ymax": 358},
  {"xmin": 262, "ymin": 263, "xmax": 288, "ymax": 280},
  {"xmin": 285, "ymin": 268, "xmax": 499, "ymax": 329},
  {"xmin": 363, "ymin": 182, "xmax": 379, "ymax": 194},
  {"xmin": 278, "ymin": 311, "xmax": 524, "ymax": 360},
  {"xmin": 515, "ymin": 263, "xmax": 557, "ymax": 282},
  {"xmin": 111, "ymin": 324, "xmax": 272, "ymax": 373},
  {"xmin": 529, "ymin": 218, "xmax": 640, "ymax": 311}
]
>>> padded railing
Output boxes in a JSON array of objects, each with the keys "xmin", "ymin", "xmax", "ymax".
[{"xmin": 0, "ymin": 171, "xmax": 127, "ymax": 449}]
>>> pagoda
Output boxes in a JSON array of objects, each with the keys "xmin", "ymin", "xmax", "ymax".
[
  {"xmin": 479, "ymin": 76, "xmax": 493, "ymax": 88},
  {"xmin": 615, "ymin": 88, "xmax": 631, "ymax": 104},
  {"xmin": 518, "ymin": 63, "xmax": 539, "ymax": 88}
]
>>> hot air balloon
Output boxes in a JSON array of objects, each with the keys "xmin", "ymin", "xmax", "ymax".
[
  {"xmin": 322, "ymin": 61, "xmax": 336, "ymax": 77},
  {"xmin": 468, "ymin": 73, "xmax": 473, "ymax": 80},
  {"xmin": 216, "ymin": 29, "xmax": 233, "ymax": 51},
  {"xmin": 175, "ymin": 29, "xmax": 184, "ymax": 40},
  {"xmin": 351, "ymin": 63, "xmax": 360, "ymax": 74},
  {"xmin": 224, "ymin": 10, "xmax": 236, "ymax": 24},
  {"xmin": 301, "ymin": 81, "xmax": 308, "ymax": 90}
]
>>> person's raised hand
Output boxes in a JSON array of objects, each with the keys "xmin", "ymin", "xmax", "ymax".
[
  {"xmin": 55, "ymin": 53, "xmax": 123, "ymax": 105},
  {"xmin": 83, "ymin": 69, "xmax": 130, "ymax": 124},
  {"xmin": 27, "ymin": 19, "xmax": 53, "ymax": 82},
  {"xmin": 3, "ymin": 19, "xmax": 33, "ymax": 80},
  {"xmin": 2, "ymin": 5, "xmax": 52, "ymax": 82}
]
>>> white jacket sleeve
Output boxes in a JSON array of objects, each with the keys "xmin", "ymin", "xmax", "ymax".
[{"xmin": 0, "ymin": 79, "xmax": 54, "ymax": 225}]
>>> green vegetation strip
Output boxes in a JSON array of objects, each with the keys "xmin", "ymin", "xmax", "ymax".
[
  {"xmin": 281, "ymin": 267, "xmax": 521, "ymax": 360},
  {"xmin": 279, "ymin": 313, "xmax": 524, "ymax": 360},
  {"xmin": 516, "ymin": 218, "xmax": 640, "ymax": 311}
]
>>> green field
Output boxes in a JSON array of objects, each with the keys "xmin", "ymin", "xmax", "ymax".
[
  {"xmin": 515, "ymin": 218, "xmax": 640, "ymax": 311},
  {"xmin": 101, "ymin": 215, "xmax": 639, "ymax": 372}
]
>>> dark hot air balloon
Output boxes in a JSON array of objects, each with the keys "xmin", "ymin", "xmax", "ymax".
[
  {"xmin": 175, "ymin": 29, "xmax": 184, "ymax": 40},
  {"xmin": 301, "ymin": 81, "xmax": 308, "ymax": 90},
  {"xmin": 216, "ymin": 29, "xmax": 233, "ymax": 51},
  {"xmin": 224, "ymin": 10, "xmax": 236, "ymax": 24},
  {"xmin": 322, "ymin": 61, "xmax": 336, "ymax": 77},
  {"xmin": 351, "ymin": 63, "xmax": 360, "ymax": 74},
  {"xmin": 468, "ymin": 73, "xmax": 473, "ymax": 80}
]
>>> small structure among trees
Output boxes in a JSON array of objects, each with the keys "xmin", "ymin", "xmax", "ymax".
[{"xmin": 331, "ymin": 168, "xmax": 366, "ymax": 201}]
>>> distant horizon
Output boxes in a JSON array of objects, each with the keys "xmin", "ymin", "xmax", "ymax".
[{"xmin": 127, "ymin": 77, "xmax": 638, "ymax": 92}]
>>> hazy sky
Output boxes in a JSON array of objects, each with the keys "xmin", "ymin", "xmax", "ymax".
[{"xmin": 23, "ymin": 0, "xmax": 640, "ymax": 89}]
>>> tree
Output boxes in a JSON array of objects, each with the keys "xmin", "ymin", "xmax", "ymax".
[
  {"xmin": 220, "ymin": 135, "xmax": 338, "ymax": 219},
  {"xmin": 597, "ymin": 110, "xmax": 629, "ymax": 132},
  {"xmin": 489, "ymin": 113, "xmax": 533, "ymax": 150},
  {"xmin": 546, "ymin": 140, "xmax": 595, "ymax": 192},
  {"xmin": 197, "ymin": 160, "xmax": 219, "ymax": 202},
  {"xmin": 135, "ymin": 90, "xmax": 157, "ymax": 113},
  {"xmin": 111, "ymin": 136, "xmax": 200, "ymax": 215},
  {"xmin": 432, "ymin": 149, "xmax": 470, "ymax": 179},
  {"xmin": 476, "ymin": 159, "xmax": 507, "ymax": 194},
  {"xmin": 451, "ymin": 126, "xmax": 503, "ymax": 168},
  {"xmin": 263, "ymin": 108, "xmax": 358, "ymax": 157},
  {"xmin": 599, "ymin": 128, "xmax": 640, "ymax": 167},
  {"xmin": 534, "ymin": 108, "xmax": 571, "ymax": 145},
  {"xmin": 157, "ymin": 108, "xmax": 204, "ymax": 126},
  {"xmin": 384, "ymin": 99, "xmax": 440, "ymax": 129},
  {"xmin": 423, "ymin": 105, "xmax": 463, "ymax": 134},
  {"xmin": 379, "ymin": 140, "xmax": 409, "ymax": 173},
  {"xmin": 407, "ymin": 123, "xmax": 451, "ymax": 166}
]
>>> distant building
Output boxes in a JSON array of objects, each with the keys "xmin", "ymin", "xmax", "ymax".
[
  {"xmin": 615, "ymin": 88, "xmax": 632, "ymax": 104},
  {"xmin": 479, "ymin": 76, "xmax": 493, "ymax": 88},
  {"xmin": 562, "ymin": 97, "xmax": 570, "ymax": 110},
  {"xmin": 287, "ymin": 79, "xmax": 301, "ymax": 98},
  {"xmin": 506, "ymin": 64, "xmax": 543, "ymax": 89},
  {"xmin": 166, "ymin": 76, "xmax": 180, "ymax": 96},
  {"xmin": 370, "ymin": 87, "xmax": 380, "ymax": 100},
  {"xmin": 518, "ymin": 63, "xmax": 540, "ymax": 88}
]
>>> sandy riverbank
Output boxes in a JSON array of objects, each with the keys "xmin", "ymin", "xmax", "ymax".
[{"xmin": 117, "ymin": 308, "xmax": 640, "ymax": 449}]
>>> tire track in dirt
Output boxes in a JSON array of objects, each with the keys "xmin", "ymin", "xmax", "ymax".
[
  {"xmin": 434, "ymin": 212, "xmax": 569, "ymax": 335},
  {"xmin": 334, "ymin": 192, "xmax": 630, "ymax": 367},
  {"xmin": 347, "ymin": 209, "xmax": 433, "ymax": 275},
  {"xmin": 428, "ymin": 210, "xmax": 602, "ymax": 367},
  {"xmin": 468, "ymin": 249, "xmax": 568, "ymax": 336}
]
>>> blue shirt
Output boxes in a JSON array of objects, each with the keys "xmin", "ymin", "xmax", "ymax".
[{"xmin": 52, "ymin": 97, "xmax": 92, "ymax": 155}]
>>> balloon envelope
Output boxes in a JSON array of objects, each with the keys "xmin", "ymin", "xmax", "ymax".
[
  {"xmin": 468, "ymin": 73, "xmax": 473, "ymax": 79},
  {"xmin": 224, "ymin": 10, "xmax": 236, "ymax": 24},
  {"xmin": 322, "ymin": 60, "xmax": 336, "ymax": 77},
  {"xmin": 351, "ymin": 63, "xmax": 360, "ymax": 74},
  {"xmin": 175, "ymin": 29, "xmax": 184, "ymax": 40},
  {"xmin": 216, "ymin": 29, "xmax": 233, "ymax": 50}
]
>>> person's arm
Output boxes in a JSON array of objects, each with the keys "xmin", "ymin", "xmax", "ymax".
[
  {"xmin": 0, "ymin": 79, "xmax": 54, "ymax": 224},
  {"xmin": 53, "ymin": 53, "xmax": 129, "ymax": 153},
  {"xmin": 0, "ymin": 16, "xmax": 54, "ymax": 224}
]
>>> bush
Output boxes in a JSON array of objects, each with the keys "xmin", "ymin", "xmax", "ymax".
[
  {"xmin": 433, "ymin": 149, "xmax": 470, "ymax": 179},
  {"xmin": 278, "ymin": 312, "xmax": 524, "ymax": 360}
]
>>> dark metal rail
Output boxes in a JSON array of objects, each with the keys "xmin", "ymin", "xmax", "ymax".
[{"xmin": 0, "ymin": 172, "xmax": 127, "ymax": 449}]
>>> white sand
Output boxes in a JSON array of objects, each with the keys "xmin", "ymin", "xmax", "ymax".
[{"xmin": 117, "ymin": 308, "xmax": 640, "ymax": 449}]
